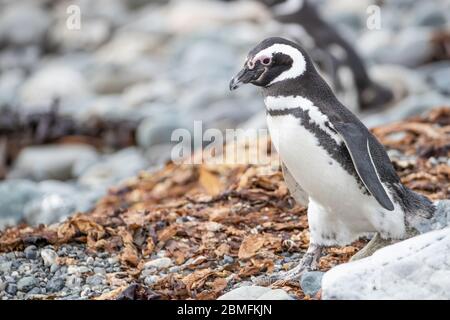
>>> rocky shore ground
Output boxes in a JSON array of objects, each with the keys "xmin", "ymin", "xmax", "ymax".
[
  {"xmin": 1, "ymin": 0, "xmax": 450, "ymax": 230},
  {"xmin": 1, "ymin": 108, "xmax": 449, "ymax": 300}
]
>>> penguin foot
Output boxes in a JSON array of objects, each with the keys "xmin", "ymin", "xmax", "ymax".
[
  {"xmin": 350, "ymin": 233, "xmax": 395, "ymax": 261},
  {"xmin": 253, "ymin": 244, "xmax": 322, "ymax": 286},
  {"xmin": 351, "ymin": 228, "xmax": 420, "ymax": 261}
]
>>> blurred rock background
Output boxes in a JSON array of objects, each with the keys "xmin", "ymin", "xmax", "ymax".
[{"xmin": 1, "ymin": 0, "xmax": 450, "ymax": 228}]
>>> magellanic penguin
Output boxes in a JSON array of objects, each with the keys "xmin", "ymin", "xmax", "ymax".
[
  {"xmin": 230, "ymin": 37, "xmax": 435, "ymax": 283},
  {"xmin": 258, "ymin": 0, "xmax": 394, "ymax": 111}
]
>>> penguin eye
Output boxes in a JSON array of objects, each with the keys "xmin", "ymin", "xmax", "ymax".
[{"xmin": 261, "ymin": 57, "xmax": 271, "ymax": 65}]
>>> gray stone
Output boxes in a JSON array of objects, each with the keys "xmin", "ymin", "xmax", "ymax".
[
  {"xmin": 362, "ymin": 92, "xmax": 449, "ymax": 129},
  {"xmin": 40, "ymin": 249, "xmax": 58, "ymax": 266},
  {"xmin": 122, "ymin": 81, "xmax": 176, "ymax": 109},
  {"xmin": 143, "ymin": 257, "xmax": 173, "ymax": 270},
  {"xmin": 0, "ymin": 2, "xmax": 51, "ymax": 46},
  {"xmin": 0, "ymin": 180, "xmax": 40, "ymax": 229},
  {"xmin": 0, "ymin": 280, "xmax": 5, "ymax": 293},
  {"xmin": 17, "ymin": 276, "xmax": 38, "ymax": 292},
  {"xmin": 23, "ymin": 181, "xmax": 101, "ymax": 226},
  {"xmin": 429, "ymin": 67, "xmax": 450, "ymax": 95},
  {"xmin": 19, "ymin": 64, "xmax": 91, "ymax": 113},
  {"xmin": 415, "ymin": 5, "xmax": 447, "ymax": 27},
  {"xmin": 65, "ymin": 275, "xmax": 83, "ymax": 288},
  {"xmin": 223, "ymin": 255, "xmax": 234, "ymax": 264},
  {"xmin": 77, "ymin": 147, "xmax": 147, "ymax": 189},
  {"xmin": 300, "ymin": 271, "xmax": 324, "ymax": 297},
  {"xmin": 8, "ymin": 145, "xmax": 98, "ymax": 181},
  {"xmin": 0, "ymin": 69, "xmax": 25, "ymax": 107},
  {"xmin": 87, "ymin": 59, "xmax": 155, "ymax": 96},
  {"xmin": 358, "ymin": 28, "xmax": 434, "ymax": 68},
  {"xmin": 6, "ymin": 283, "xmax": 17, "ymax": 295},
  {"xmin": 86, "ymin": 275, "xmax": 105, "ymax": 286},
  {"xmin": 93, "ymin": 267, "xmax": 106, "ymax": 275},
  {"xmin": 49, "ymin": 19, "xmax": 111, "ymax": 52},
  {"xmin": 136, "ymin": 114, "xmax": 189, "ymax": 149},
  {"xmin": 27, "ymin": 287, "xmax": 41, "ymax": 296},
  {"xmin": 24, "ymin": 245, "xmax": 38, "ymax": 260},
  {"xmin": 0, "ymin": 261, "xmax": 13, "ymax": 273},
  {"xmin": 50, "ymin": 264, "xmax": 60, "ymax": 273},
  {"xmin": 67, "ymin": 265, "xmax": 90, "ymax": 275},
  {"xmin": 144, "ymin": 275, "xmax": 159, "ymax": 286},
  {"xmin": 218, "ymin": 286, "xmax": 293, "ymax": 300},
  {"xmin": 45, "ymin": 277, "xmax": 66, "ymax": 293}
]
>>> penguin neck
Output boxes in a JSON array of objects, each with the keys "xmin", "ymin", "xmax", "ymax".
[{"xmin": 262, "ymin": 72, "xmax": 339, "ymax": 111}]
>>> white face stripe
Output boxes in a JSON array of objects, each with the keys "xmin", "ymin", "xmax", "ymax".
[
  {"xmin": 272, "ymin": 0, "xmax": 304, "ymax": 16},
  {"xmin": 251, "ymin": 43, "xmax": 306, "ymax": 85}
]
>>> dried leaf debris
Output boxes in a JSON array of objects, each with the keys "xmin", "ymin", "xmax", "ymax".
[{"xmin": 0, "ymin": 108, "xmax": 449, "ymax": 300}]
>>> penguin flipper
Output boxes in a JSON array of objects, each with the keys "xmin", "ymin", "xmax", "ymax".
[{"xmin": 333, "ymin": 122, "xmax": 394, "ymax": 211}]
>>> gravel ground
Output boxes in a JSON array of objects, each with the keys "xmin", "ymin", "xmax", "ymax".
[
  {"xmin": 0, "ymin": 244, "xmax": 123, "ymax": 300},
  {"xmin": 0, "ymin": 243, "xmax": 306, "ymax": 300}
]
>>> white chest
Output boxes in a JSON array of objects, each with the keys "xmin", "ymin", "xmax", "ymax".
[
  {"xmin": 264, "ymin": 96, "xmax": 365, "ymax": 208},
  {"xmin": 264, "ymin": 95, "xmax": 406, "ymax": 244}
]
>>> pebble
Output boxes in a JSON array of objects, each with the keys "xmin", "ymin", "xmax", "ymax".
[
  {"xmin": 17, "ymin": 276, "xmax": 37, "ymax": 292},
  {"xmin": 143, "ymin": 257, "xmax": 172, "ymax": 270},
  {"xmin": 93, "ymin": 267, "xmax": 106, "ymax": 274},
  {"xmin": 300, "ymin": 271, "xmax": 325, "ymax": 297},
  {"xmin": 6, "ymin": 283, "xmax": 18, "ymax": 295},
  {"xmin": 223, "ymin": 255, "xmax": 234, "ymax": 264},
  {"xmin": 144, "ymin": 275, "xmax": 159, "ymax": 286},
  {"xmin": 86, "ymin": 275, "xmax": 105, "ymax": 286},
  {"xmin": 50, "ymin": 264, "xmax": 60, "ymax": 273},
  {"xmin": 24, "ymin": 245, "xmax": 38, "ymax": 260},
  {"xmin": 65, "ymin": 275, "xmax": 83, "ymax": 288},
  {"xmin": 0, "ymin": 261, "xmax": 13, "ymax": 273},
  {"xmin": 46, "ymin": 277, "xmax": 65, "ymax": 293},
  {"xmin": 67, "ymin": 265, "xmax": 90, "ymax": 274},
  {"xmin": 40, "ymin": 249, "xmax": 58, "ymax": 266}
]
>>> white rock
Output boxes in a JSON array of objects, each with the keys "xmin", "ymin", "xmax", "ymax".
[
  {"xmin": 24, "ymin": 181, "xmax": 102, "ymax": 225},
  {"xmin": 95, "ymin": 32, "xmax": 160, "ymax": 65},
  {"xmin": 322, "ymin": 227, "xmax": 450, "ymax": 300},
  {"xmin": 144, "ymin": 257, "xmax": 173, "ymax": 270},
  {"xmin": 67, "ymin": 265, "xmax": 90, "ymax": 275},
  {"xmin": 49, "ymin": 19, "xmax": 110, "ymax": 51},
  {"xmin": 8, "ymin": 144, "xmax": 99, "ymax": 181},
  {"xmin": 40, "ymin": 249, "xmax": 58, "ymax": 266},
  {"xmin": 0, "ymin": 180, "xmax": 40, "ymax": 229},
  {"xmin": 136, "ymin": 114, "xmax": 188, "ymax": 149},
  {"xmin": 122, "ymin": 81, "xmax": 176, "ymax": 108},
  {"xmin": 88, "ymin": 61, "xmax": 157, "ymax": 95},
  {"xmin": 77, "ymin": 147, "xmax": 147, "ymax": 189},
  {"xmin": 362, "ymin": 92, "xmax": 450, "ymax": 129},
  {"xmin": 359, "ymin": 27, "xmax": 434, "ymax": 67},
  {"xmin": 19, "ymin": 64, "xmax": 90, "ymax": 112},
  {"xmin": 0, "ymin": 69, "xmax": 25, "ymax": 107},
  {"xmin": 166, "ymin": 0, "xmax": 270, "ymax": 34},
  {"xmin": 0, "ymin": 2, "xmax": 50, "ymax": 46},
  {"xmin": 218, "ymin": 286, "xmax": 293, "ymax": 300}
]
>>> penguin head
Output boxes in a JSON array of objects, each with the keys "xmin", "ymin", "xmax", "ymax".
[{"xmin": 230, "ymin": 37, "xmax": 311, "ymax": 91}]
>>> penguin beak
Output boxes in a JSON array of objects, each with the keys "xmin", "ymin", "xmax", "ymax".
[{"xmin": 229, "ymin": 67, "xmax": 263, "ymax": 90}]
